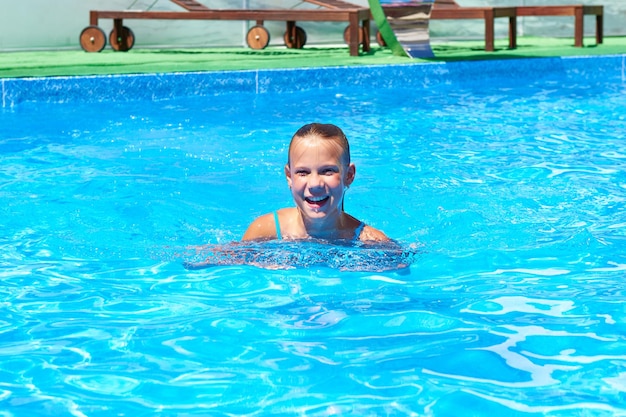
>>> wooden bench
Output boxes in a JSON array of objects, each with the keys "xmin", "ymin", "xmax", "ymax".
[
  {"xmin": 515, "ymin": 5, "xmax": 603, "ymax": 47},
  {"xmin": 79, "ymin": 0, "xmax": 371, "ymax": 56},
  {"xmin": 431, "ymin": 0, "xmax": 517, "ymax": 52},
  {"xmin": 430, "ymin": 1, "xmax": 603, "ymax": 49}
]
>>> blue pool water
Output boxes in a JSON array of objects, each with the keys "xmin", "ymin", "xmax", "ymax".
[{"xmin": 2, "ymin": 56, "xmax": 626, "ymax": 416}]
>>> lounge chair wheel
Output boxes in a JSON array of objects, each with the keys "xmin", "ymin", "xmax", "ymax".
[
  {"xmin": 246, "ymin": 25, "xmax": 270, "ymax": 50},
  {"xmin": 343, "ymin": 25, "xmax": 365, "ymax": 45},
  {"xmin": 109, "ymin": 26, "xmax": 135, "ymax": 52},
  {"xmin": 376, "ymin": 31, "xmax": 387, "ymax": 47},
  {"xmin": 283, "ymin": 26, "xmax": 306, "ymax": 49},
  {"xmin": 79, "ymin": 26, "xmax": 107, "ymax": 52}
]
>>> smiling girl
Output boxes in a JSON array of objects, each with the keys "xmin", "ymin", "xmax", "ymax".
[{"xmin": 242, "ymin": 123, "xmax": 389, "ymax": 242}]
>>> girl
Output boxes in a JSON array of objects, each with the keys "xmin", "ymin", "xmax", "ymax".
[{"xmin": 242, "ymin": 123, "xmax": 389, "ymax": 242}]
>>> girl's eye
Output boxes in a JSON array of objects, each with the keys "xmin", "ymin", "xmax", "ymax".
[{"xmin": 296, "ymin": 171, "xmax": 308, "ymax": 176}]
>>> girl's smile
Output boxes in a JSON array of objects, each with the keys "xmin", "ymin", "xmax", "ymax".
[{"xmin": 305, "ymin": 194, "xmax": 329, "ymax": 210}]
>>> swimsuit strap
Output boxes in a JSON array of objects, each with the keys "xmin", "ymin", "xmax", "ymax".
[
  {"xmin": 354, "ymin": 221, "xmax": 365, "ymax": 240},
  {"xmin": 273, "ymin": 211, "xmax": 282, "ymax": 240}
]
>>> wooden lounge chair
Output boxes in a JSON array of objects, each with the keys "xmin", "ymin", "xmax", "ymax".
[
  {"xmin": 515, "ymin": 5, "xmax": 603, "ymax": 47},
  {"xmin": 79, "ymin": 0, "xmax": 370, "ymax": 56},
  {"xmin": 431, "ymin": 1, "xmax": 603, "ymax": 48},
  {"xmin": 430, "ymin": 0, "xmax": 517, "ymax": 52}
]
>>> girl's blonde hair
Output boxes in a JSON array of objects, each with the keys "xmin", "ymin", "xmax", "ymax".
[{"xmin": 288, "ymin": 123, "xmax": 351, "ymax": 166}]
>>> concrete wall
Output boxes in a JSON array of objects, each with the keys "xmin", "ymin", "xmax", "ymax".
[{"xmin": 0, "ymin": 0, "xmax": 623, "ymax": 51}]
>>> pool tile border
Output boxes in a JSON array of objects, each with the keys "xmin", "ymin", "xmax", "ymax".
[{"xmin": 2, "ymin": 55, "xmax": 625, "ymax": 107}]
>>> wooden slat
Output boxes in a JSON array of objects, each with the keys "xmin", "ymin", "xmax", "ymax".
[
  {"xmin": 94, "ymin": 9, "xmax": 369, "ymax": 22},
  {"xmin": 431, "ymin": 7, "xmax": 516, "ymax": 19},
  {"xmin": 517, "ymin": 6, "xmax": 582, "ymax": 17},
  {"xmin": 433, "ymin": 0, "xmax": 461, "ymax": 9},
  {"xmin": 170, "ymin": 0, "xmax": 210, "ymax": 12},
  {"xmin": 304, "ymin": 0, "xmax": 363, "ymax": 9}
]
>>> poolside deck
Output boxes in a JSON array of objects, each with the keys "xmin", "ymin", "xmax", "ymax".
[{"xmin": 0, "ymin": 36, "xmax": 624, "ymax": 78}]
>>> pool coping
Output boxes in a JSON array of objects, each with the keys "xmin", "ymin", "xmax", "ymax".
[{"xmin": 2, "ymin": 54, "xmax": 625, "ymax": 108}]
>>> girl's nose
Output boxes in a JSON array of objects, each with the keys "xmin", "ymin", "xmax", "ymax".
[{"xmin": 308, "ymin": 173, "xmax": 324, "ymax": 189}]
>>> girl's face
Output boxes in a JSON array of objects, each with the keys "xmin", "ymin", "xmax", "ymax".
[{"xmin": 285, "ymin": 137, "xmax": 355, "ymax": 221}]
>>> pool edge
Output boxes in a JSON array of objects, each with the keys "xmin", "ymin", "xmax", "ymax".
[{"xmin": 2, "ymin": 55, "xmax": 625, "ymax": 107}]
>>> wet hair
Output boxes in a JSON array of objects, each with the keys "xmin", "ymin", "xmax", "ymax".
[{"xmin": 288, "ymin": 123, "xmax": 351, "ymax": 166}]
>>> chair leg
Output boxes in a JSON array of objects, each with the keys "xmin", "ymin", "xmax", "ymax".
[
  {"xmin": 484, "ymin": 10, "xmax": 495, "ymax": 52},
  {"xmin": 362, "ymin": 19, "xmax": 370, "ymax": 53},
  {"xmin": 596, "ymin": 14, "xmax": 603, "ymax": 44},
  {"xmin": 574, "ymin": 7, "xmax": 583, "ymax": 47},
  {"xmin": 348, "ymin": 12, "xmax": 359, "ymax": 56},
  {"xmin": 508, "ymin": 16, "xmax": 517, "ymax": 49}
]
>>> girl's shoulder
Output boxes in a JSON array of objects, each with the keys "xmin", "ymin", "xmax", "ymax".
[
  {"xmin": 344, "ymin": 213, "xmax": 389, "ymax": 242},
  {"xmin": 242, "ymin": 208, "xmax": 300, "ymax": 241},
  {"xmin": 358, "ymin": 224, "xmax": 390, "ymax": 242},
  {"xmin": 242, "ymin": 211, "xmax": 280, "ymax": 241}
]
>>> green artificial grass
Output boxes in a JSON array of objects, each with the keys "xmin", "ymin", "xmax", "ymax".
[{"xmin": 0, "ymin": 36, "xmax": 623, "ymax": 78}]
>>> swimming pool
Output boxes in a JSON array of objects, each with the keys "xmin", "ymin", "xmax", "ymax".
[{"xmin": 2, "ymin": 55, "xmax": 626, "ymax": 415}]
